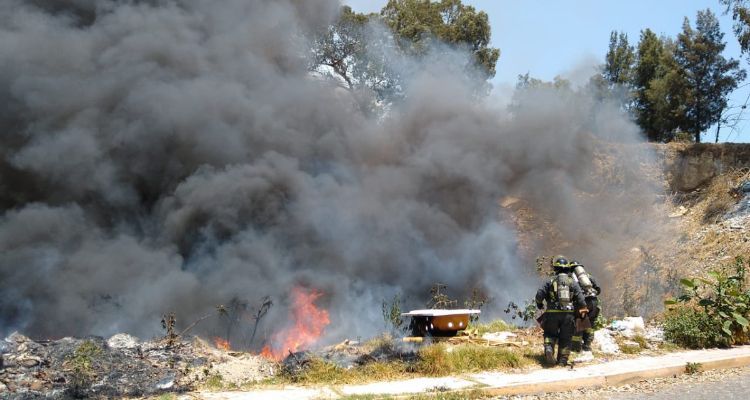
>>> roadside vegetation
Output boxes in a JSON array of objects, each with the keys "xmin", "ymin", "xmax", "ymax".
[{"xmin": 664, "ymin": 257, "xmax": 750, "ymax": 348}]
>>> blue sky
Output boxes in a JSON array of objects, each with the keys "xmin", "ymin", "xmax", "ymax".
[{"xmin": 344, "ymin": 0, "xmax": 750, "ymax": 142}]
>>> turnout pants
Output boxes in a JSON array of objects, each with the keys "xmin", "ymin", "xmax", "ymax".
[
  {"xmin": 541, "ymin": 311, "xmax": 576, "ymax": 365},
  {"xmin": 572, "ymin": 297, "xmax": 600, "ymax": 352}
]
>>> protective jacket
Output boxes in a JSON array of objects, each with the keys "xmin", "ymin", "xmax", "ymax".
[
  {"xmin": 535, "ymin": 273, "xmax": 587, "ymax": 366},
  {"xmin": 535, "ymin": 273, "xmax": 587, "ymax": 311}
]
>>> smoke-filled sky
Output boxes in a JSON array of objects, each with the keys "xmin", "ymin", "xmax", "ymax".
[
  {"xmin": 0, "ymin": 0, "xmax": 665, "ymax": 345},
  {"xmin": 348, "ymin": 0, "xmax": 750, "ymax": 142}
]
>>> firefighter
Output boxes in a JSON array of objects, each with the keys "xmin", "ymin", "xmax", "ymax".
[
  {"xmin": 535, "ymin": 255, "xmax": 588, "ymax": 367},
  {"xmin": 568, "ymin": 260, "xmax": 601, "ymax": 358}
]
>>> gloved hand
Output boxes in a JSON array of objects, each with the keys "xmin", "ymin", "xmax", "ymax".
[
  {"xmin": 578, "ymin": 307, "xmax": 589, "ymax": 318},
  {"xmin": 536, "ymin": 303, "xmax": 544, "ymax": 310}
]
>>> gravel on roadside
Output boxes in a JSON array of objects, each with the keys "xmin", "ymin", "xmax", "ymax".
[{"xmin": 496, "ymin": 365, "xmax": 750, "ymax": 400}]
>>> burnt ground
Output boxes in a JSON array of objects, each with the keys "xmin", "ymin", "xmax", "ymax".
[{"xmin": 0, "ymin": 332, "xmax": 274, "ymax": 399}]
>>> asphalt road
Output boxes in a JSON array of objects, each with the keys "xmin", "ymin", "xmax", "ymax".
[
  {"xmin": 504, "ymin": 366, "xmax": 750, "ymax": 400},
  {"xmin": 607, "ymin": 369, "xmax": 750, "ymax": 400}
]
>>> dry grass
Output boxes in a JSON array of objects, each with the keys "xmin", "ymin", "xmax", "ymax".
[
  {"xmin": 700, "ymin": 173, "xmax": 739, "ymax": 224},
  {"xmin": 278, "ymin": 342, "xmax": 538, "ymax": 386},
  {"xmin": 280, "ymin": 358, "xmax": 411, "ymax": 385},
  {"xmin": 415, "ymin": 343, "xmax": 531, "ymax": 376},
  {"xmin": 470, "ymin": 320, "xmax": 515, "ymax": 335},
  {"xmin": 362, "ymin": 334, "xmax": 398, "ymax": 354},
  {"xmin": 257, "ymin": 328, "xmax": 542, "ymax": 387}
]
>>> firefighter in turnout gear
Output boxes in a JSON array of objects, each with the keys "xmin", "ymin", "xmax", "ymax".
[
  {"xmin": 568, "ymin": 260, "xmax": 601, "ymax": 357},
  {"xmin": 535, "ymin": 256, "xmax": 588, "ymax": 366}
]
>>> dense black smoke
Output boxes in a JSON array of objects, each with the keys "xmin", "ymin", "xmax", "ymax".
[{"xmin": 0, "ymin": 0, "xmax": 664, "ymax": 342}]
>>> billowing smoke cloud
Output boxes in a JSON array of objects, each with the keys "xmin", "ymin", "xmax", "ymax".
[{"xmin": 0, "ymin": 0, "xmax": 664, "ymax": 343}]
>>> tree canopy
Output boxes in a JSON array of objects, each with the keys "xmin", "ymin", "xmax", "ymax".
[
  {"xmin": 309, "ymin": 1, "xmax": 500, "ymax": 112},
  {"xmin": 675, "ymin": 10, "xmax": 745, "ymax": 142},
  {"xmin": 380, "ymin": 0, "xmax": 500, "ymax": 79},
  {"xmin": 603, "ymin": 31, "xmax": 635, "ymax": 87},
  {"xmin": 601, "ymin": 9, "xmax": 745, "ymax": 143},
  {"xmin": 310, "ymin": 6, "xmax": 399, "ymax": 114},
  {"xmin": 721, "ymin": 0, "xmax": 750, "ymax": 56}
]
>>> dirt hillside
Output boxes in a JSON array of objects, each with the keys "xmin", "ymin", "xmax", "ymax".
[{"xmin": 506, "ymin": 142, "xmax": 750, "ymax": 318}]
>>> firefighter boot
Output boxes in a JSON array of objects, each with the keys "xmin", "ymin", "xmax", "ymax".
[
  {"xmin": 571, "ymin": 334, "xmax": 582, "ymax": 352},
  {"xmin": 557, "ymin": 347, "xmax": 571, "ymax": 367},
  {"xmin": 544, "ymin": 337, "xmax": 556, "ymax": 365},
  {"xmin": 582, "ymin": 328, "xmax": 594, "ymax": 352}
]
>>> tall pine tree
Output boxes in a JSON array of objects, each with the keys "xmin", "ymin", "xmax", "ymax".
[
  {"xmin": 633, "ymin": 29, "xmax": 667, "ymax": 141},
  {"xmin": 674, "ymin": 10, "xmax": 745, "ymax": 142},
  {"xmin": 604, "ymin": 31, "xmax": 636, "ymax": 86}
]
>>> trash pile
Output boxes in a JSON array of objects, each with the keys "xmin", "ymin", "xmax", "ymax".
[
  {"xmin": 593, "ymin": 317, "xmax": 664, "ymax": 355},
  {"xmin": 0, "ymin": 332, "xmax": 274, "ymax": 399}
]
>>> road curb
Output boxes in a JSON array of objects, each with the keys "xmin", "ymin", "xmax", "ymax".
[{"xmin": 478, "ymin": 348, "xmax": 750, "ymax": 397}]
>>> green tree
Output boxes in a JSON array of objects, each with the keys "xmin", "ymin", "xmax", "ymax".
[
  {"xmin": 645, "ymin": 38, "xmax": 692, "ymax": 142},
  {"xmin": 633, "ymin": 29, "xmax": 665, "ymax": 140},
  {"xmin": 511, "ymin": 73, "xmax": 573, "ymax": 113},
  {"xmin": 720, "ymin": 0, "xmax": 750, "ymax": 56},
  {"xmin": 603, "ymin": 31, "xmax": 636, "ymax": 86},
  {"xmin": 380, "ymin": 0, "xmax": 500, "ymax": 79},
  {"xmin": 310, "ymin": 6, "xmax": 399, "ymax": 113},
  {"xmin": 600, "ymin": 31, "xmax": 636, "ymax": 113},
  {"xmin": 632, "ymin": 30, "xmax": 690, "ymax": 141},
  {"xmin": 515, "ymin": 72, "xmax": 571, "ymax": 91},
  {"xmin": 674, "ymin": 10, "xmax": 745, "ymax": 142}
]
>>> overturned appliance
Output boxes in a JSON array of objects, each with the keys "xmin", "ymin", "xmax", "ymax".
[{"xmin": 401, "ymin": 309, "xmax": 481, "ymax": 337}]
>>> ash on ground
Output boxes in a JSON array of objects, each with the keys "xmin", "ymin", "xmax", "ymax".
[
  {"xmin": 281, "ymin": 337, "xmax": 419, "ymax": 377},
  {"xmin": 0, "ymin": 332, "xmax": 274, "ymax": 399}
]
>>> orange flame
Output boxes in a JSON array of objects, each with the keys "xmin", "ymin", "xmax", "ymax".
[
  {"xmin": 213, "ymin": 337, "xmax": 231, "ymax": 351},
  {"xmin": 261, "ymin": 286, "xmax": 330, "ymax": 361}
]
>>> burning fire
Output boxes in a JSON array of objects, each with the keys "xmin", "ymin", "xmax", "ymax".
[
  {"xmin": 261, "ymin": 286, "xmax": 330, "ymax": 361},
  {"xmin": 213, "ymin": 337, "xmax": 231, "ymax": 351}
]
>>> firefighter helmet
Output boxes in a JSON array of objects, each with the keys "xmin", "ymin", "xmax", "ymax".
[{"xmin": 551, "ymin": 255, "xmax": 570, "ymax": 269}]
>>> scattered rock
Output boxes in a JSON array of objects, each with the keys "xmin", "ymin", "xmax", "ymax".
[
  {"xmin": 594, "ymin": 330, "xmax": 619, "ymax": 354},
  {"xmin": 106, "ymin": 333, "xmax": 140, "ymax": 350},
  {"xmin": 18, "ymin": 356, "xmax": 41, "ymax": 368},
  {"xmin": 644, "ymin": 326, "xmax": 665, "ymax": 343},
  {"xmin": 501, "ymin": 196, "xmax": 521, "ymax": 208},
  {"xmin": 573, "ymin": 351, "xmax": 594, "ymax": 363},
  {"xmin": 669, "ymin": 206, "xmax": 689, "ymax": 218},
  {"xmin": 610, "ymin": 317, "xmax": 645, "ymax": 334},
  {"xmin": 156, "ymin": 374, "xmax": 176, "ymax": 390}
]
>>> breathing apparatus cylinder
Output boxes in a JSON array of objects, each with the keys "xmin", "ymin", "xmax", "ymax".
[
  {"xmin": 554, "ymin": 273, "xmax": 572, "ymax": 309},
  {"xmin": 573, "ymin": 265, "xmax": 594, "ymax": 294}
]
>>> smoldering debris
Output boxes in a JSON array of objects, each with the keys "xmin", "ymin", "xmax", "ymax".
[
  {"xmin": 0, "ymin": 332, "xmax": 274, "ymax": 399},
  {"xmin": 0, "ymin": 0, "xmax": 667, "ymax": 345}
]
